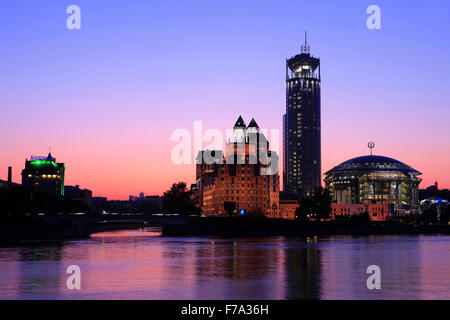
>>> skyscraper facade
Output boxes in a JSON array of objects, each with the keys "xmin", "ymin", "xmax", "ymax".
[{"xmin": 283, "ymin": 35, "xmax": 321, "ymax": 196}]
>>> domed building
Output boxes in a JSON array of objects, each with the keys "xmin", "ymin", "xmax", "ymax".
[{"xmin": 325, "ymin": 155, "xmax": 422, "ymax": 208}]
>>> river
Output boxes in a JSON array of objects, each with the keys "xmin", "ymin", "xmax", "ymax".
[{"xmin": 0, "ymin": 230, "xmax": 448, "ymax": 299}]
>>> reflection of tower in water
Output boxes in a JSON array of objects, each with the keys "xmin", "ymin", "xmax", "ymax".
[
  {"xmin": 190, "ymin": 239, "xmax": 287, "ymax": 299},
  {"xmin": 283, "ymin": 237, "xmax": 321, "ymax": 299},
  {"xmin": 185, "ymin": 238, "xmax": 322, "ymax": 299}
]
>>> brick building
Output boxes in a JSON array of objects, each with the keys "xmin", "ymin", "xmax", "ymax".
[{"xmin": 196, "ymin": 117, "xmax": 280, "ymax": 217}]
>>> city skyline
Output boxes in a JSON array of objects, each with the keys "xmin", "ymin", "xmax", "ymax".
[{"xmin": 1, "ymin": 1, "xmax": 450, "ymax": 199}]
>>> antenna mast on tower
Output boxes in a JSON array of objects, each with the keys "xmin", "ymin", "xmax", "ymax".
[{"xmin": 301, "ymin": 30, "xmax": 310, "ymax": 54}]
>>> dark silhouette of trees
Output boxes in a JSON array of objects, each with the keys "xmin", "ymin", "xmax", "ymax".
[
  {"xmin": 421, "ymin": 205, "xmax": 438, "ymax": 225},
  {"xmin": 440, "ymin": 204, "xmax": 450, "ymax": 225},
  {"xmin": 0, "ymin": 188, "xmax": 31, "ymax": 215},
  {"xmin": 312, "ymin": 187, "xmax": 332, "ymax": 220},
  {"xmin": 295, "ymin": 187, "xmax": 331, "ymax": 221},
  {"xmin": 295, "ymin": 197, "xmax": 312, "ymax": 222},
  {"xmin": 162, "ymin": 182, "xmax": 200, "ymax": 215}
]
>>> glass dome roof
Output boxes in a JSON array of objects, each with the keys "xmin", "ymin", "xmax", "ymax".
[{"xmin": 325, "ymin": 155, "xmax": 421, "ymax": 175}]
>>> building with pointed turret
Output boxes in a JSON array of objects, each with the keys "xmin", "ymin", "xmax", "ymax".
[{"xmin": 196, "ymin": 116, "xmax": 280, "ymax": 217}]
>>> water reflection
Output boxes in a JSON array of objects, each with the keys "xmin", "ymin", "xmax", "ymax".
[
  {"xmin": 0, "ymin": 243, "xmax": 66, "ymax": 299},
  {"xmin": 284, "ymin": 237, "xmax": 321, "ymax": 299},
  {"xmin": 174, "ymin": 238, "xmax": 288, "ymax": 299},
  {"xmin": 0, "ymin": 231, "xmax": 448, "ymax": 299},
  {"xmin": 320, "ymin": 235, "xmax": 424, "ymax": 299}
]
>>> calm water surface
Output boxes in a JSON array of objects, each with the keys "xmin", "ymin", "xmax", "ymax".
[{"xmin": 0, "ymin": 230, "xmax": 448, "ymax": 299}]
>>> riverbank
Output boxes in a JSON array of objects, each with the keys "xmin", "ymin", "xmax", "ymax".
[
  {"xmin": 162, "ymin": 216, "xmax": 450, "ymax": 237},
  {"xmin": 1, "ymin": 215, "xmax": 449, "ymax": 241},
  {"xmin": 0, "ymin": 215, "xmax": 145, "ymax": 241}
]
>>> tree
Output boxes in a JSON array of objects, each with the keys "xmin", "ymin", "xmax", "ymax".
[
  {"xmin": 162, "ymin": 182, "xmax": 199, "ymax": 215},
  {"xmin": 295, "ymin": 187, "xmax": 331, "ymax": 221},
  {"xmin": 312, "ymin": 187, "xmax": 332, "ymax": 220},
  {"xmin": 295, "ymin": 197, "xmax": 312, "ymax": 222},
  {"xmin": 439, "ymin": 204, "xmax": 450, "ymax": 225},
  {"xmin": 0, "ymin": 188, "xmax": 30, "ymax": 216},
  {"xmin": 421, "ymin": 205, "xmax": 438, "ymax": 225}
]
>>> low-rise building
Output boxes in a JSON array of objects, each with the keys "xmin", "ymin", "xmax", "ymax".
[
  {"xmin": 279, "ymin": 191, "xmax": 299, "ymax": 220},
  {"xmin": 331, "ymin": 203, "xmax": 393, "ymax": 221},
  {"xmin": 65, "ymin": 185, "xmax": 93, "ymax": 207}
]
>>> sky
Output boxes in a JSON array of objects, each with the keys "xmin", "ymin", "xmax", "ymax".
[{"xmin": 1, "ymin": 0, "xmax": 449, "ymax": 199}]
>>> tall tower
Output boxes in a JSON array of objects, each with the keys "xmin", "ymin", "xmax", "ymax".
[{"xmin": 283, "ymin": 32, "xmax": 321, "ymax": 196}]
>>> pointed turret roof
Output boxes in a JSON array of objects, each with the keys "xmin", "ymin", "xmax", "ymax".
[
  {"xmin": 233, "ymin": 116, "xmax": 246, "ymax": 128},
  {"xmin": 247, "ymin": 118, "xmax": 259, "ymax": 129}
]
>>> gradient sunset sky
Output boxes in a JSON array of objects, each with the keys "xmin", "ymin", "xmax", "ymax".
[{"xmin": 1, "ymin": 0, "xmax": 449, "ymax": 199}]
